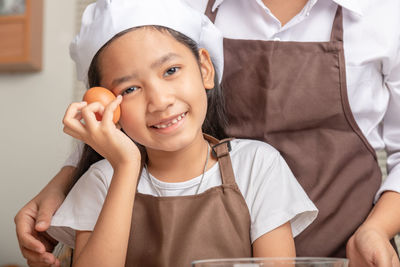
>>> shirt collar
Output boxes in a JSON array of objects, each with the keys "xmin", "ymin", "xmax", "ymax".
[
  {"xmin": 331, "ymin": 0, "xmax": 364, "ymax": 16},
  {"xmin": 213, "ymin": 0, "xmax": 364, "ymax": 16},
  {"xmin": 211, "ymin": 0, "xmax": 224, "ymax": 12}
]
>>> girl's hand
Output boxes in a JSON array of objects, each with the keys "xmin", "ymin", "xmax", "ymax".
[{"xmin": 63, "ymin": 96, "xmax": 140, "ymax": 168}]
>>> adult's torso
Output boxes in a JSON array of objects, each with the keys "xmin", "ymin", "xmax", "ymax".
[
  {"xmin": 186, "ymin": 0, "xmax": 399, "ymax": 152},
  {"xmin": 204, "ymin": 0, "xmax": 382, "ymax": 257}
]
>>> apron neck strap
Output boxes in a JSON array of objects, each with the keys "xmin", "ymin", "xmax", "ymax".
[
  {"xmin": 204, "ymin": 134, "xmax": 236, "ymax": 186},
  {"xmin": 330, "ymin": 5, "xmax": 344, "ymax": 43},
  {"xmin": 205, "ymin": 0, "xmax": 218, "ymax": 23}
]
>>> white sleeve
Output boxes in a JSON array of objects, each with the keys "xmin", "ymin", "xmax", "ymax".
[
  {"xmin": 239, "ymin": 145, "xmax": 318, "ymax": 243},
  {"xmin": 47, "ymin": 160, "xmax": 113, "ymax": 248},
  {"xmin": 377, "ymin": 33, "xmax": 400, "ymax": 201},
  {"xmin": 62, "ymin": 142, "xmax": 84, "ymax": 167}
]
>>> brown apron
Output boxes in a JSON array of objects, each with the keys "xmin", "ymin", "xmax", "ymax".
[
  {"xmin": 205, "ymin": 1, "xmax": 382, "ymax": 257},
  {"xmin": 125, "ymin": 135, "xmax": 252, "ymax": 266}
]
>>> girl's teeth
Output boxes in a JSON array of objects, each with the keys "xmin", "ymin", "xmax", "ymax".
[{"xmin": 154, "ymin": 112, "xmax": 186, "ymax": 129}]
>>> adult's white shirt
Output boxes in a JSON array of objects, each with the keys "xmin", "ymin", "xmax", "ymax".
[
  {"xmin": 186, "ymin": 0, "xmax": 400, "ymax": 202},
  {"xmin": 65, "ymin": 0, "xmax": 400, "ymax": 201}
]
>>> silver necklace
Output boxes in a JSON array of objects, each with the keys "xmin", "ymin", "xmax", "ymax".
[{"xmin": 145, "ymin": 141, "xmax": 211, "ymax": 196}]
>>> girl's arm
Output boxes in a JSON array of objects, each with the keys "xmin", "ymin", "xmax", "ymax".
[
  {"xmin": 73, "ymin": 162, "xmax": 140, "ymax": 267},
  {"xmin": 252, "ymin": 221, "xmax": 296, "ymax": 257},
  {"xmin": 244, "ymin": 146, "xmax": 316, "ymax": 258},
  {"xmin": 63, "ymin": 96, "xmax": 141, "ymax": 267}
]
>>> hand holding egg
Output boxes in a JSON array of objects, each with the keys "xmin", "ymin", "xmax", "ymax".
[{"xmin": 82, "ymin": 87, "xmax": 121, "ymax": 123}]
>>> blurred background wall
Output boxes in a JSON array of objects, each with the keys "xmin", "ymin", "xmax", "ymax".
[{"xmin": 0, "ymin": 0, "xmax": 76, "ymax": 265}]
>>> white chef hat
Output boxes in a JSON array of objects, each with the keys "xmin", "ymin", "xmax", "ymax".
[{"xmin": 70, "ymin": 0, "xmax": 224, "ymax": 85}]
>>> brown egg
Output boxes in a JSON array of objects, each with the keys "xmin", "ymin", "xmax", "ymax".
[{"xmin": 83, "ymin": 87, "xmax": 121, "ymax": 123}]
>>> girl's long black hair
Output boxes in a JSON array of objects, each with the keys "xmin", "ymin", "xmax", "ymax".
[{"xmin": 71, "ymin": 26, "xmax": 227, "ymax": 184}]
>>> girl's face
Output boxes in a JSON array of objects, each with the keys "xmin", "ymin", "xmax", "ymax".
[{"xmin": 98, "ymin": 28, "xmax": 215, "ymax": 153}]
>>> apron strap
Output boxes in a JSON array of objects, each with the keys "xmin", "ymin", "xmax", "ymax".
[
  {"xmin": 203, "ymin": 134, "xmax": 237, "ymax": 187},
  {"xmin": 212, "ymin": 139, "xmax": 237, "ymax": 187},
  {"xmin": 330, "ymin": 5, "xmax": 343, "ymax": 43},
  {"xmin": 205, "ymin": 0, "xmax": 218, "ymax": 23}
]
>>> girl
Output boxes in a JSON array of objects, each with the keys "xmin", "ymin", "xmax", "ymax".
[{"xmin": 46, "ymin": 0, "xmax": 317, "ymax": 266}]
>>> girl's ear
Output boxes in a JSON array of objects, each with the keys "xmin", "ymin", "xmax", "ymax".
[{"xmin": 198, "ymin": 48, "xmax": 215, "ymax": 90}]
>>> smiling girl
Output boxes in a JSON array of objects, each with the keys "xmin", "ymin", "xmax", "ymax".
[{"xmin": 46, "ymin": 0, "xmax": 317, "ymax": 266}]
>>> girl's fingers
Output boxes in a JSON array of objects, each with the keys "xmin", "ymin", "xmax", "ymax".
[
  {"xmin": 74, "ymin": 111, "xmax": 83, "ymax": 121},
  {"xmin": 81, "ymin": 102, "xmax": 105, "ymax": 130},
  {"xmin": 63, "ymin": 102, "xmax": 87, "ymax": 122},
  {"xmin": 63, "ymin": 98, "xmax": 120, "ymax": 144},
  {"xmin": 102, "ymin": 95, "xmax": 122, "ymax": 126},
  {"xmin": 63, "ymin": 102, "xmax": 88, "ymax": 137},
  {"xmin": 63, "ymin": 127, "xmax": 83, "ymax": 140}
]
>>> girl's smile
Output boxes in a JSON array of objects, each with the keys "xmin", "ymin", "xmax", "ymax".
[{"xmin": 150, "ymin": 111, "xmax": 187, "ymax": 131}]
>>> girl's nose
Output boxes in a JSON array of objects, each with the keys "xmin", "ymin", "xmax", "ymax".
[{"xmin": 146, "ymin": 83, "xmax": 175, "ymax": 113}]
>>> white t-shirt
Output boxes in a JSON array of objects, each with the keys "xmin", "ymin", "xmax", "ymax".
[{"xmin": 50, "ymin": 139, "xmax": 318, "ymax": 248}]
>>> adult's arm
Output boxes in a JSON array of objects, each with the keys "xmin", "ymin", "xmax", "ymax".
[
  {"xmin": 347, "ymin": 33, "xmax": 400, "ymax": 267},
  {"xmin": 347, "ymin": 191, "xmax": 400, "ymax": 267},
  {"xmin": 15, "ymin": 165, "xmax": 76, "ymax": 267}
]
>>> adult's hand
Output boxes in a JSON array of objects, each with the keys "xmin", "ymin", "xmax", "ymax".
[
  {"xmin": 15, "ymin": 197, "xmax": 60, "ymax": 266},
  {"xmin": 15, "ymin": 166, "xmax": 75, "ymax": 266},
  {"xmin": 347, "ymin": 226, "xmax": 400, "ymax": 267}
]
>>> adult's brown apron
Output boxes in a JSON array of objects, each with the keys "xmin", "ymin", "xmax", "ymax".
[
  {"xmin": 205, "ymin": 1, "xmax": 382, "ymax": 257},
  {"xmin": 125, "ymin": 136, "xmax": 252, "ymax": 267}
]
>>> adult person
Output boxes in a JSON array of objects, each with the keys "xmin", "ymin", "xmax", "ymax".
[{"xmin": 15, "ymin": 0, "xmax": 400, "ymax": 266}]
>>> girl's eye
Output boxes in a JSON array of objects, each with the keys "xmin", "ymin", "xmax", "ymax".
[
  {"xmin": 122, "ymin": 86, "xmax": 139, "ymax": 96},
  {"xmin": 164, "ymin": 67, "xmax": 180, "ymax": 77}
]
